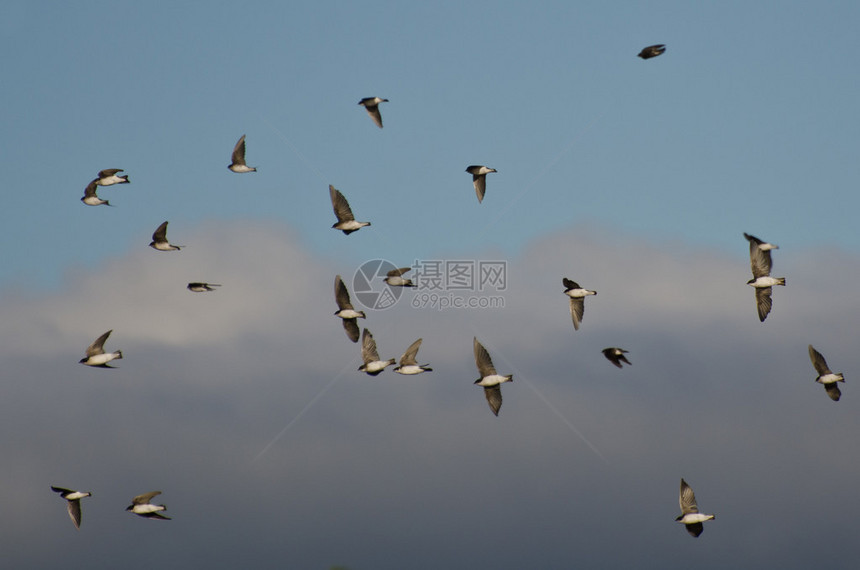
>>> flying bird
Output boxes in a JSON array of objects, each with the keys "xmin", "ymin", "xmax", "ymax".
[
  {"xmin": 676, "ymin": 478, "xmax": 715, "ymax": 537},
  {"xmin": 95, "ymin": 169, "xmax": 130, "ymax": 186},
  {"xmin": 51, "ymin": 486, "xmax": 91, "ymax": 530},
  {"xmin": 638, "ymin": 44, "xmax": 666, "ymax": 59},
  {"xmin": 358, "ymin": 328, "xmax": 395, "ymax": 375},
  {"xmin": 465, "ymin": 165, "xmax": 497, "ymax": 203},
  {"xmin": 602, "ymin": 347, "xmax": 631, "ymax": 368},
  {"xmin": 358, "ymin": 97, "xmax": 388, "ymax": 128},
  {"xmin": 808, "ymin": 345, "xmax": 845, "ymax": 402},
  {"xmin": 330, "ymin": 185, "xmax": 370, "ymax": 234},
  {"xmin": 228, "ymin": 134, "xmax": 256, "ymax": 173},
  {"xmin": 384, "ymin": 267, "xmax": 415, "ymax": 287},
  {"xmin": 79, "ymin": 330, "xmax": 123, "ymax": 368},
  {"xmin": 473, "ymin": 337, "xmax": 513, "ymax": 416},
  {"xmin": 126, "ymin": 491, "xmax": 171, "ymax": 520},
  {"xmin": 149, "ymin": 221, "xmax": 181, "ymax": 251},
  {"xmin": 81, "ymin": 179, "xmax": 112, "ymax": 206},
  {"xmin": 394, "ymin": 338, "xmax": 433, "ymax": 375},
  {"xmin": 563, "ymin": 278, "xmax": 597, "ymax": 331},
  {"xmin": 187, "ymin": 282, "xmax": 221, "ymax": 292},
  {"xmin": 334, "ymin": 274, "xmax": 365, "ymax": 343},
  {"xmin": 744, "ymin": 232, "xmax": 784, "ymax": 322}
]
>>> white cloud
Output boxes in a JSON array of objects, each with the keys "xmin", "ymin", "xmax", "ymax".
[{"xmin": 1, "ymin": 221, "xmax": 859, "ymax": 569}]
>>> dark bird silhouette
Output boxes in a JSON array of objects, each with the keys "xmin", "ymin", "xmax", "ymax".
[
  {"xmin": 638, "ymin": 44, "xmax": 666, "ymax": 59},
  {"xmin": 602, "ymin": 348, "xmax": 631, "ymax": 368},
  {"xmin": 358, "ymin": 97, "xmax": 388, "ymax": 128},
  {"xmin": 465, "ymin": 165, "xmax": 497, "ymax": 203}
]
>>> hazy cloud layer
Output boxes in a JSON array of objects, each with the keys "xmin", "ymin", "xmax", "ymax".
[{"xmin": 1, "ymin": 222, "xmax": 858, "ymax": 569}]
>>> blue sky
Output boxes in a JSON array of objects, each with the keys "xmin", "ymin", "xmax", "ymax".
[
  {"xmin": 2, "ymin": 2, "xmax": 860, "ymax": 568},
  {"xmin": 3, "ymin": 1, "xmax": 859, "ymax": 289}
]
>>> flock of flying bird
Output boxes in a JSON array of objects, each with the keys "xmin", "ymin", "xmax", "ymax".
[{"xmin": 56, "ymin": 42, "xmax": 847, "ymax": 539}]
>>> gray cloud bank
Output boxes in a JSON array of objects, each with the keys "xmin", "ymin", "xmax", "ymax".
[{"xmin": 1, "ymin": 221, "xmax": 858, "ymax": 569}]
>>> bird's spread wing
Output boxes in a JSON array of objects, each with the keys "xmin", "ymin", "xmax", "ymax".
[
  {"xmin": 569, "ymin": 298, "xmax": 584, "ymax": 330},
  {"xmin": 744, "ymin": 233, "xmax": 775, "ymax": 278},
  {"xmin": 808, "ymin": 345, "xmax": 832, "ymax": 375},
  {"xmin": 679, "ymin": 479, "xmax": 699, "ymax": 514},
  {"xmin": 231, "ymin": 135, "xmax": 247, "ymax": 166},
  {"xmin": 472, "ymin": 175, "xmax": 486, "ymax": 203},
  {"xmin": 562, "ymin": 278, "xmax": 579, "ymax": 289},
  {"xmin": 473, "ymin": 337, "xmax": 497, "ymax": 377},
  {"xmin": 98, "ymin": 169, "xmax": 122, "ymax": 177},
  {"xmin": 743, "ymin": 232, "xmax": 764, "ymax": 248},
  {"xmin": 86, "ymin": 330, "xmax": 112, "ymax": 356},
  {"xmin": 83, "ymin": 179, "xmax": 99, "ymax": 198},
  {"xmin": 334, "ymin": 275, "xmax": 354, "ymax": 310},
  {"xmin": 399, "ymin": 338, "xmax": 422, "ymax": 366},
  {"xmin": 387, "ymin": 267, "xmax": 411, "ymax": 277},
  {"xmin": 825, "ymin": 383, "xmax": 842, "ymax": 401},
  {"xmin": 365, "ymin": 105, "xmax": 383, "ymax": 128},
  {"xmin": 361, "ymin": 329, "xmax": 380, "ymax": 362},
  {"xmin": 132, "ymin": 491, "xmax": 162, "ymax": 505},
  {"xmin": 330, "ymin": 185, "xmax": 355, "ymax": 222},
  {"xmin": 342, "ymin": 319, "xmax": 360, "ymax": 343},
  {"xmin": 484, "ymin": 385, "xmax": 502, "ymax": 416},
  {"xmin": 755, "ymin": 287, "xmax": 773, "ymax": 322},
  {"xmin": 152, "ymin": 221, "xmax": 169, "ymax": 242},
  {"xmin": 749, "ymin": 248, "xmax": 773, "ymax": 278},
  {"xmin": 67, "ymin": 499, "xmax": 82, "ymax": 529},
  {"xmin": 685, "ymin": 522, "xmax": 704, "ymax": 537}
]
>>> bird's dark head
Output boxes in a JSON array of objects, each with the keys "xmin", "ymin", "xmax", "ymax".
[
  {"xmin": 746, "ymin": 278, "xmax": 755, "ymax": 285},
  {"xmin": 125, "ymin": 505, "xmax": 133, "ymax": 512},
  {"xmin": 78, "ymin": 357, "xmax": 87, "ymax": 364},
  {"xmin": 674, "ymin": 515, "xmax": 683, "ymax": 521}
]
